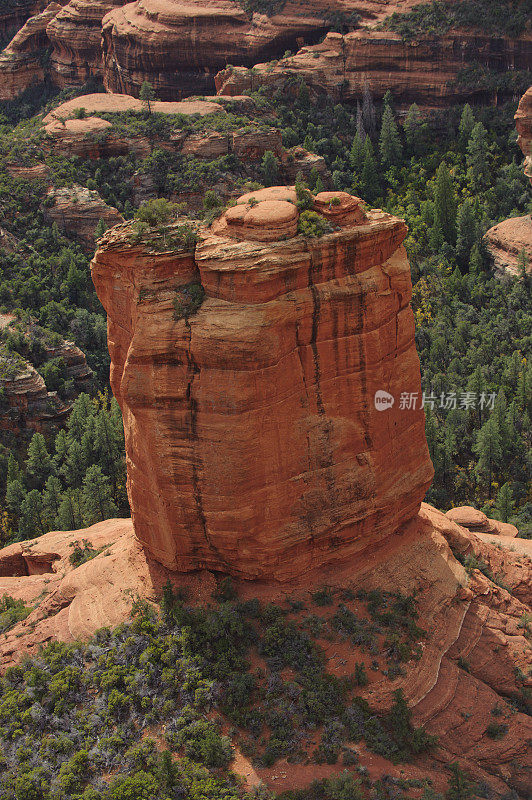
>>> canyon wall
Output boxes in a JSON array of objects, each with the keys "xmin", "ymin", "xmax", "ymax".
[
  {"xmin": 216, "ymin": 29, "xmax": 532, "ymax": 108},
  {"xmin": 91, "ymin": 188, "xmax": 433, "ymax": 579},
  {"xmin": 1, "ymin": 0, "xmax": 529, "ymax": 103}
]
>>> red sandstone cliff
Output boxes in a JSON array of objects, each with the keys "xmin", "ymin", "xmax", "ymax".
[
  {"xmin": 216, "ymin": 29, "xmax": 532, "ymax": 108},
  {"xmin": 91, "ymin": 187, "xmax": 433, "ymax": 578}
]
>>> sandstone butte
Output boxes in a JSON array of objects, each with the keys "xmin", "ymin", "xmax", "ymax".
[
  {"xmin": 90, "ymin": 187, "xmax": 434, "ymax": 578},
  {"xmin": 0, "ymin": 188, "xmax": 531, "ymax": 792},
  {"xmin": 485, "ymin": 85, "xmax": 532, "ymax": 277}
]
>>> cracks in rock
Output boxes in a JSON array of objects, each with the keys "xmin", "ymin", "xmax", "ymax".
[{"xmin": 184, "ymin": 320, "xmax": 226, "ymax": 566}]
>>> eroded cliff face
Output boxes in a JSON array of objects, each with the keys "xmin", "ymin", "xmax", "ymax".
[
  {"xmin": 91, "ymin": 188, "xmax": 433, "ymax": 579},
  {"xmin": 216, "ymin": 30, "xmax": 532, "ymax": 108}
]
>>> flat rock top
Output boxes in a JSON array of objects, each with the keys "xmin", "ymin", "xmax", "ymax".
[
  {"xmin": 235, "ymin": 186, "xmax": 297, "ymax": 205},
  {"xmin": 45, "ymin": 115, "xmax": 113, "ymax": 136},
  {"xmin": 43, "ymin": 93, "xmax": 223, "ymax": 124}
]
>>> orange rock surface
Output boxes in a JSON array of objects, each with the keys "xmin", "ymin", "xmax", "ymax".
[
  {"xmin": 91, "ymin": 188, "xmax": 433, "ymax": 578},
  {"xmin": 0, "ymin": 3, "xmax": 61, "ymax": 100},
  {"xmin": 485, "ymin": 215, "xmax": 532, "ymax": 278},
  {"xmin": 446, "ymin": 506, "xmax": 519, "ymax": 538}
]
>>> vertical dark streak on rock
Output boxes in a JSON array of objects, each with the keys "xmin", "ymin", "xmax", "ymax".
[
  {"xmin": 184, "ymin": 320, "xmax": 225, "ymax": 563},
  {"xmin": 308, "ymin": 255, "xmax": 340, "ymax": 530}
]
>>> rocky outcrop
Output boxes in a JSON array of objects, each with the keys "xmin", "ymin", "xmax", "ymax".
[
  {"xmin": 216, "ymin": 29, "xmax": 532, "ymax": 108},
  {"xmin": 91, "ymin": 187, "xmax": 433, "ymax": 578},
  {"xmin": 0, "ymin": 360, "xmax": 69, "ymax": 433},
  {"xmin": 0, "ymin": 503, "xmax": 530, "ymax": 794},
  {"xmin": 44, "ymin": 185, "xmax": 124, "ymax": 247},
  {"xmin": 446, "ymin": 506, "xmax": 518, "ymax": 538},
  {"xmin": 0, "ymin": 2, "xmax": 61, "ymax": 100},
  {"xmin": 485, "ymin": 215, "xmax": 532, "ymax": 278},
  {"xmin": 516, "ymin": 85, "xmax": 532, "ymax": 183},
  {"xmin": 0, "ymin": 331, "xmax": 93, "ymax": 433}
]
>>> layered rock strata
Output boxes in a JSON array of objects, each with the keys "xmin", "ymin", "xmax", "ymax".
[
  {"xmin": 44, "ymin": 185, "xmax": 124, "ymax": 247},
  {"xmin": 0, "ymin": 2, "xmax": 61, "ymax": 100},
  {"xmin": 215, "ymin": 30, "xmax": 532, "ymax": 108},
  {"xmin": 91, "ymin": 187, "xmax": 433, "ymax": 578},
  {"xmin": 46, "ymin": 0, "xmax": 125, "ymax": 87}
]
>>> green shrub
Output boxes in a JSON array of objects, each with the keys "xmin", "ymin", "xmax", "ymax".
[
  {"xmin": 173, "ymin": 283, "xmax": 205, "ymax": 321},
  {"xmin": 297, "ymin": 210, "xmax": 333, "ymax": 237},
  {"xmin": 0, "ymin": 595, "xmax": 31, "ymax": 633}
]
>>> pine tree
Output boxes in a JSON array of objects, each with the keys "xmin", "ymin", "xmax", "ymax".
[
  {"xmin": 57, "ymin": 489, "xmax": 83, "ymax": 531},
  {"xmin": 19, "ymin": 489, "xmax": 46, "ymax": 537},
  {"xmin": 25, "ymin": 433, "xmax": 53, "ymax": 490},
  {"xmin": 350, "ymin": 131, "xmax": 365, "ymax": 173},
  {"xmin": 473, "ymin": 416, "xmax": 502, "ymax": 498},
  {"xmin": 362, "ymin": 81, "xmax": 376, "ymax": 138},
  {"xmin": 495, "ymin": 482, "xmax": 514, "ymax": 523},
  {"xmin": 382, "ymin": 89, "xmax": 394, "ymax": 114},
  {"xmin": 433, "ymin": 163, "xmax": 457, "ymax": 246},
  {"xmin": 517, "ymin": 248, "xmax": 529, "ymax": 282},
  {"xmin": 67, "ymin": 393, "xmax": 95, "ymax": 443},
  {"xmin": 468, "ymin": 243, "xmax": 484, "ymax": 274},
  {"xmin": 355, "ymin": 100, "xmax": 365, "ymax": 141},
  {"xmin": 261, "ymin": 151, "xmax": 279, "ymax": 187},
  {"xmin": 81, "ymin": 466, "xmax": 118, "ymax": 525},
  {"xmin": 139, "ymin": 80, "xmax": 155, "ymax": 114},
  {"xmin": 447, "ymin": 762, "xmax": 476, "ymax": 800},
  {"xmin": 455, "ymin": 200, "xmax": 477, "ymax": 267},
  {"xmin": 314, "ymin": 175, "xmax": 324, "ymax": 193},
  {"xmin": 43, "ymin": 475, "xmax": 63, "ymax": 527},
  {"xmin": 62, "ymin": 441, "xmax": 86, "ymax": 488},
  {"xmin": 360, "ymin": 137, "xmax": 380, "ymax": 203},
  {"xmin": 308, "ymin": 166, "xmax": 320, "ymax": 191},
  {"xmin": 466, "ymin": 122, "xmax": 490, "ymax": 191},
  {"xmin": 404, "ymin": 103, "xmax": 422, "ymax": 155},
  {"xmin": 458, "ymin": 104, "xmax": 475, "ymax": 147},
  {"xmin": 6, "ymin": 479, "xmax": 26, "ymax": 518},
  {"xmin": 95, "ymin": 219, "xmax": 107, "ymax": 240},
  {"xmin": 379, "ymin": 104, "xmax": 403, "ymax": 168},
  {"xmin": 6, "ymin": 454, "xmax": 21, "ymax": 485}
]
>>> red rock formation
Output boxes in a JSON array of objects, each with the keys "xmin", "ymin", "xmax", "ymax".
[
  {"xmin": 446, "ymin": 506, "xmax": 518, "ymax": 538},
  {"xmin": 46, "ymin": 0, "xmax": 125, "ymax": 87},
  {"xmin": 0, "ymin": 0, "xmax": 49, "ymax": 38},
  {"xmin": 0, "ymin": 360, "xmax": 70, "ymax": 433},
  {"xmin": 0, "ymin": 3, "xmax": 61, "ymax": 100},
  {"xmin": 1, "ymin": 503, "xmax": 530, "ymax": 793},
  {"xmin": 44, "ymin": 184, "xmax": 124, "ymax": 247},
  {"xmin": 516, "ymin": 85, "xmax": 532, "ymax": 183},
  {"xmin": 91, "ymin": 188, "xmax": 433, "ymax": 578},
  {"xmin": 216, "ymin": 30, "xmax": 532, "ymax": 108},
  {"xmin": 484, "ymin": 215, "xmax": 531, "ymax": 278}
]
